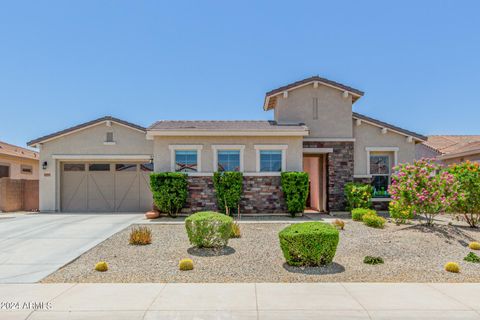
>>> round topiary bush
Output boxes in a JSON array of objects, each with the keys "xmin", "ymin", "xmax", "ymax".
[
  {"xmin": 185, "ymin": 211, "xmax": 234, "ymax": 248},
  {"xmin": 279, "ymin": 222, "xmax": 339, "ymax": 267}
]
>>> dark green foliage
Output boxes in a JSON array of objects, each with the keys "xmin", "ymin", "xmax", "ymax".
[
  {"xmin": 278, "ymin": 222, "xmax": 339, "ymax": 266},
  {"xmin": 281, "ymin": 172, "xmax": 309, "ymax": 216},
  {"xmin": 185, "ymin": 211, "xmax": 233, "ymax": 248},
  {"xmin": 464, "ymin": 252, "xmax": 480, "ymax": 263},
  {"xmin": 213, "ymin": 172, "xmax": 243, "ymax": 215},
  {"xmin": 344, "ymin": 182, "xmax": 373, "ymax": 211},
  {"xmin": 351, "ymin": 208, "xmax": 376, "ymax": 221},
  {"xmin": 363, "ymin": 256, "xmax": 384, "ymax": 265},
  {"xmin": 150, "ymin": 173, "xmax": 188, "ymax": 217}
]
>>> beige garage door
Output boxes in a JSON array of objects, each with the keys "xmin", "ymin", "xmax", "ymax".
[{"xmin": 61, "ymin": 162, "xmax": 153, "ymax": 212}]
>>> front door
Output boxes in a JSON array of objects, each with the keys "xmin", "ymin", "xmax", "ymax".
[{"xmin": 303, "ymin": 154, "xmax": 326, "ymax": 212}]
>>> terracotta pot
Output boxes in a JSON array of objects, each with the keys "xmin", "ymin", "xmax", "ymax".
[{"xmin": 145, "ymin": 211, "xmax": 160, "ymax": 219}]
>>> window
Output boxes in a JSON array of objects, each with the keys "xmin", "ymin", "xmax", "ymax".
[
  {"xmin": 106, "ymin": 132, "xmax": 114, "ymax": 142},
  {"xmin": 217, "ymin": 150, "xmax": 240, "ymax": 172},
  {"xmin": 370, "ymin": 154, "xmax": 390, "ymax": 198},
  {"xmin": 260, "ymin": 150, "xmax": 282, "ymax": 172},
  {"xmin": 115, "ymin": 164, "xmax": 137, "ymax": 172},
  {"xmin": 0, "ymin": 165, "xmax": 9, "ymax": 178},
  {"xmin": 140, "ymin": 163, "xmax": 154, "ymax": 172},
  {"xmin": 89, "ymin": 164, "xmax": 110, "ymax": 171},
  {"xmin": 175, "ymin": 150, "xmax": 197, "ymax": 172},
  {"xmin": 21, "ymin": 165, "xmax": 33, "ymax": 174},
  {"xmin": 64, "ymin": 163, "xmax": 85, "ymax": 172}
]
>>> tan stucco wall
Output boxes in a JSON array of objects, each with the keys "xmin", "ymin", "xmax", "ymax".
[
  {"xmin": 153, "ymin": 136, "xmax": 303, "ymax": 173},
  {"xmin": 0, "ymin": 154, "xmax": 39, "ymax": 180},
  {"xmin": 353, "ymin": 120, "xmax": 417, "ymax": 175},
  {"xmin": 274, "ymin": 84, "xmax": 353, "ymax": 138},
  {"xmin": 38, "ymin": 122, "xmax": 152, "ymax": 211}
]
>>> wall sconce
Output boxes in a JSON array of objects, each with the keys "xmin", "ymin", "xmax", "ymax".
[
  {"xmin": 149, "ymin": 157, "xmax": 154, "ymax": 164},
  {"xmin": 42, "ymin": 161, "xmax": 48, "ymax": 170}
]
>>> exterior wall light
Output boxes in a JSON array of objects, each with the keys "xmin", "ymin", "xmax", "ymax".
[{"xmin": 42, "ymin": 161, "xmax": 48, "ymax": 170}]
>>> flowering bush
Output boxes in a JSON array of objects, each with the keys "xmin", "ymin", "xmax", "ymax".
[
  {"xmin": 388, "ymin": 200, "xmax": 414, "ymax": 225},
  {"xmin": 344, "ymin": 182, "xmax": 373, "ymax": 211},
  {"xmin": 388, "ymin": 159, "xmax": 460, "ymax": 226},
  {"xmin": 447, "ymin": 161, "xmax": 480, "ymax": 228}
]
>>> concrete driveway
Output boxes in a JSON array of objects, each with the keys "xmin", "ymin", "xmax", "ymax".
[{"xmin": 0, "ymin": 213, "xmax": 142, "ymax": 283}]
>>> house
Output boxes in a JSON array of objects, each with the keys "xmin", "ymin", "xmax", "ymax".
[
  {"xmin": 27, "ymin": 76, "xmax": 426, "ymax": 213},
  {"xmin": 417, "ymin": 135, "xmax": 480, "ymax": 165},
  {"xmin": 0, "ymin": 141, "xmax": 39, "ymax": 180}
]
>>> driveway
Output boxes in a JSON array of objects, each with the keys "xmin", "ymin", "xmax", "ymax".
[{"xmin": 0, "ymin": 213, "xmax": 142, "ymax": 283}]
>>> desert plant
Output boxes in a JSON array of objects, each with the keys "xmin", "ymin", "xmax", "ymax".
[
  {"xmin": 344, "ymin": 182, "xmax": 373, "ymax": 211},
  {"xmin": 448, "ymin": 161, "xmax": 480, "ymax": 228},
  {"xmin": 278, "ymin": 222, "xmax": 339, "ymax": 266},
  {"xmin": 351, "ymin": 208, "xmax": 376, "ymax": 221},
  {"xmin": 363, "ymin": 212, "xmax": 386, "ymax": 229},
  {"xmin": 363, "ymin": 256, "xmax": 384, "ymax": 265},
  {"xmin": 95, "ymin": 261, "xmax": 108, "ymax": 272},
  {"xmin": 150, "ymin": 172, "xmax": 188, "ymax": 217},
  {"xmin": 185, "ymin": 211, "xmax": 233, "ymax": 248},
  {"xmin": 389, "ymin": 200, "xmax": 414, "ymax": 225},
  {"xmin": 129, "ymin": 226, "xmax": 152, "ymax": 245},
  {"xmin": 469, "ymin": 241, "xmax": 480, "ymax": 250},
  {"xmin": 179, "ymin": 258, "xmax": 194, "ymax": 271},
  {"xmin": 230, "ymin": 221, "xmax": 241, "ymax": 238},
  {"xmin": 444, "ymin": 262, "xmax": 460, "ymax": 273},
  {"xmin": 213, "ymin": 171, "xmax": 243, "ymax": 215},
  {"xmin": 280, "ymin": 172, "xmax": 309, "ymax": 217},
  {"xmin": 464, "ymin": 252, "xmax": 480, "ymax": 263},
  {"xmin": 388, "ymin": 159, "xmax": 460, "ymax": 226},
  {"xmin": 332, "ymin": 219, "xmax": 345, "ymax": 230}
]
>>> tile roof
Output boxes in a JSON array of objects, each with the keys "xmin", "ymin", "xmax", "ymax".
[
  {"xmin": 147, "ymin": 120, "xmax": 308, "ymax": 132},
  {"xmin": 425, "ymin": 135, "xmax": 480, "ymax": 155},
  {"xmin": 0, "ymin": 141, "xmax": 39, "ymax": 160}
]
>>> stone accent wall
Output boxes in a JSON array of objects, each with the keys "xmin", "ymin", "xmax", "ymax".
[
  {"xmin": 304, "ymin": 141, "xmax": 354, "ymax": 211},
  {"xmin": 0, "ymin": 178, "xmax": 39, "ymax": 212},
  {"xmin": 181, "ymin": 175, "xmax": 286, "ymax": 214}
]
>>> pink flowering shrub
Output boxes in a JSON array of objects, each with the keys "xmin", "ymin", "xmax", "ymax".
[{"xmin": 388, "ymin": 159, "xmax": 460, "ymax": 225}]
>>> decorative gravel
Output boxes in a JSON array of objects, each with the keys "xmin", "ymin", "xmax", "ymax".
[{"xmin": 43, "ymin": 219, "xmax": 480, "ymax": 283}]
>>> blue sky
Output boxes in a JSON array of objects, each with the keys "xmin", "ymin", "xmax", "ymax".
[{"xmin": 1, "ymin": 1, "xmax": 479, "ymax": 148}]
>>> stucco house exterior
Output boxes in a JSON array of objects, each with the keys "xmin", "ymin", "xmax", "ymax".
[
  {"xmin": 27, "ymin": 76, "xmax": 426, "ymax": 213},
  {"xmin": 0, "ymin": 141, "xmax": 39, "ymax": 180},
  {"xmin": 417, "ymin": 135, "xmax": 480, "ymax": 165}
]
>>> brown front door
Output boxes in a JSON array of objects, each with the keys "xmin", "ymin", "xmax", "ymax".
[{"xmin": 303, "ymin": 154, "xmax": 326, "ymax": 212}]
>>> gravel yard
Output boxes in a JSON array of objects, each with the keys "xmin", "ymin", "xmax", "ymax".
[{"xmin": 43, "ymin": 218, "xmax": 480, "ymax": 283}]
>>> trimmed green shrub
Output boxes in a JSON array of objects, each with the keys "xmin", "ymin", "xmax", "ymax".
[
  {"xmin": 363, "ymin": 212, "xmax": 386, "ymax": 229},
  {"xmin": 278, "ymin": 222, "xmax": 339, "ymax": 266},
  {"xmin": 281, "ymin": 172, "xmax": 309, "ymax": 216},
  {"xmin": 363, "ymin": 256, "xmax": 384, "ymax": 265},
  {"xmin": 213, "ymin": 172, "xmax": 243, "ymax": 215},
  {"xmin": 351, "ymin": 208, "xmax": 376, "ymax": 221},
  {"xmin": 344, "ymin": 182, "xmax": 373, "ymax": 211},
  {"xmin": 389, "ymin": 200, "xmax": 414, "ymax": 225},
  {"xmin": 150, "ymin": 173, "xmax": 188, "ymax": 217},
  {"xmin": 185, "ymin": 211, "xmax": 233, "ymax": 248},
  {"xmin": 464, "ymin": 252, "xmax": 480, "ymax": 263}
]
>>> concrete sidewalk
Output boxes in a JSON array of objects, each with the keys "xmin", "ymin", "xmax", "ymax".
[{"xmin": 1, "ymin": 283, "xmax": 480, "ymax": 319}]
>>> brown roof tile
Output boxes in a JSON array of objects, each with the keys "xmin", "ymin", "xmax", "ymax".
[
  {"xmin": 425, "ymin": 135, "xmax": 480, "ymax": 154},
  {"xmin": 148, "ymin": 120, "xmax": 308, "ymax": 132}
]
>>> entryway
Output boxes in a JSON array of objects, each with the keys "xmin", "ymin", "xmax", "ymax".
[{"xmin": 303, "ymin": 154, "xmax": 327, "ymax": 212}]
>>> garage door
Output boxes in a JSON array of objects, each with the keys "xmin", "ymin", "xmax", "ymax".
[{"xmin": 61, "ymin": 162, "xmax": 153, "ymax": 212}]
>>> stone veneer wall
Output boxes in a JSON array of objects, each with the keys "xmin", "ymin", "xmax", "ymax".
[
  {"xmin": 181, "ymin": 175, "xmax": 286, "ymax": 214},
  {"xmin": 303, "ymin": 141, "xmax": 354, "ymax": 211},
  {"xmin": 353, "ymin": 176, "xmax": 390, "ymax": 211}
]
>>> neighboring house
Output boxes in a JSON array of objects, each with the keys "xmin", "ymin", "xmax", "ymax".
[
  {"xmin": 27, "ymin": 75, "xmax": 426, "ymax": 213},
  {"xmin": 418, "ymin": 135, "xmax": 480, "ymax": 165},
  {"xmin": 0, "ymin": 141, "xmax": 39, "ymax": 180}
]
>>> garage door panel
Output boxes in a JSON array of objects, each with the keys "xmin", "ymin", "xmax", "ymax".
[
  {"xmin": 88, "ymin": 172, "xmax": 115, "ymax": 212},
  {"xmin": 61, "ymin": 172, "xmax": 87, "ymax": 212},
  {"xmin": 140, "ymin": 172, "xmax": 153, "ymax": 211},
  {"xmin": 115, "ymin": 172, "xmax": 140, "ymax": 212}
]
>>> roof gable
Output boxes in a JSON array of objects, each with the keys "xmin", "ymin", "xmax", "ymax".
[{"xmin": 0, "ymin": 141, "xmax": 39, "ymax": 160}]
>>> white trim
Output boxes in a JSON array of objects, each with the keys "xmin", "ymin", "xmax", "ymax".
[
  {"xmin": 303, "ymin": 148, "xmax": 333, "ymax": 154},
  {"xmin": 366, "ymin": 147, "xmax": 398, "ymax": 176},
  {"xmin": 244, "ymin": 172, "xmax": 281, "ymax": 177},
  {"xmin": 439, "ymin": 148, "xmax": 480, "ymax": 160},
  {"xmin": 51, "ymin": 154, "xmax": 152, "ymax": 160},
  {"xmin": 147, "ymin": 130, "xmax": 308, "ymax": 138},
  {"xmin": 212, "ymin": 145, "xmax": 245, "ymax": 172},
  {"xmin": 254, "ymin": 144, "xmax": 288, "ymax": 150},
  {"xmin": 185, "ymin": 172, "xmax": 213, "ymax": 177},
  {"xmin": 365, "ymin": 147, "xmax": 399, "ymax": 152},
  {"xmin": 169, "ymin": 145, "xmax": 203, "ymax": 172},
  {"xmin": 372, "ymin": 198, "xmax": 391, "ymax": 202},
  {"xmin": 353, "ymin": 174, "xmax": 372, "ymax": 178},
  {"xmin": 103, "ymin": 142, "xmax": 116, "ymax": 146},
  {"xmin": 254, "ymin": 145, "xmax": 287, "ymax": 173},
  {"xmin": 353, "ymin": 115, "xmax": 425, "ymax": 142},
  {"xmin": 303, "ymin": 137, "xmax": 356, "ymax": 142}
]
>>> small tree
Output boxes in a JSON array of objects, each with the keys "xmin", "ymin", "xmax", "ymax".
[
  {"xmin": 448, "ymin": 161, "xmax": 480, "ymax": 228},
  {"xmin": 281, "ymin": 172, "xmax": 309, "ymax": 217},
  {"xmin": 344, "ymin": 182, "xmax": 373, "ymax": 211},
  {"xmin": 150, "ymin": 173, "xmax": 188, "ymax": 217},
  {"xmin": 388, "ymin": 159, "xmax": 459, "ymax": 226},
  {"xmin": 213, "ymin": 171, "xmax": 243, "ymax": 215}
]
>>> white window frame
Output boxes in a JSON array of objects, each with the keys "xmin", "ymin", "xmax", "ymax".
[
  {"xmin": 254, "ymin": 145, "xmax": 288, "ymax": 173},
  {"xmin": 168, "ymin": 145, "xmax": 203, "ymax": 172},
  {"xmin": 366, "ymin": 147, "xmax": 398, "ymax": 199},
  {"xmin": 212, "ymin": 145, "xmax": 245, "ymax": 172}
]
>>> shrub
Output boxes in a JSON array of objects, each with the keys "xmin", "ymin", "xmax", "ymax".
[
  {"xmin": 332, "ymin": 219, "xmax": 345, "ymax": 230},
  {"xmin": 129, "ymin": 226, "xmax": 152, "ymax": 245},
  {"xmin": 389, "ymin": 200, "xmax": 414, "ymax": 225},
  {"xmin": 179, "ymin": 258, "xmax": 194, "ymax": 271},
  {"xmin": 95, "ymin": 261, "xmax": 108, "ymax": 272},
  {"xmin": 185, "ymin": 211, "xmax": 233, "ymax": 248},
  {"xmin": 344, "ymin": 182, "xmax": 373, "ymax": 211},
  {"xmin": 464, "ymin": 252, "xmax": 480, "ymax": 263},
  {"xmin": 363, "ymin": 256, "xmax": 384, "ymax": 265},
  {"xmin": 352, "ymin": 208, "xmax": 376, "ymax": 221},
  {"xmin": 469, "ymin": 241, "xmax": 480, "ymax": 250},
  {"xmin": 281, "ymin": 172, "xmax": 309, "ymax": 217},
  {"xmin": 278, "ymin": 222, "xmax": 339, "ymax": 267},
  {"xmin": 388, "ymin": 159, "xmax": 460, "ymax": 226},
  {"xmin": 444, "ymin": 262, "xmax": 460, "ymax": 273},
  {"xmin": 363, "ymin": 213, "xmax": 386, "ymax": 229},
  {"xmin": 448, "ymin": 161, "xmax": 480, "ymax": 228},
  {"xmin": 231, "ymin": 221, "xmax": 241, "ymax": 238},
  {"xmin": 150, "ymin": 173, "xmax": 188, "ymax": 217},
  {"xmin": 213, "ymin": 172, "xmax": 243, "ymax": 215}
]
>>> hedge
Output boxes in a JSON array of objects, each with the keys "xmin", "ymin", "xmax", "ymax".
[
  {"xmin": 185, "ymin": 211, "xmax": 233, "ymax": 248},
  {"xmin": 213, "ymin": 171, "xmax": 243, "ymax": 215},
  {"xmin": 281, "ymin": 172, "xmax": 309, "ymax": 216},
  {"xmin": 150, "ymin": 172, "xmax": 188, "ymax": 217}
]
